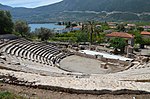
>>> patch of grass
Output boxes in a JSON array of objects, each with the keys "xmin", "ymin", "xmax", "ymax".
[{"xmin": 0, "ymin": 91, "xmax": 26, "ymax": 99}]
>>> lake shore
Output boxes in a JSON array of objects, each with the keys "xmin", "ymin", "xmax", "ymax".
[{"xmin": 29, "ymin": 23, "xmax": 66, "ymax": 31}]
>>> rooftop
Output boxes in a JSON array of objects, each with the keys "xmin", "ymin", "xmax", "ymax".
[
  {"xmin": 141, "ymin": 31, "xmax": 150, "ymax": 35},
  {"xmin": 106, "ymin": 32, "xmax": 134, "ymax": 38}
]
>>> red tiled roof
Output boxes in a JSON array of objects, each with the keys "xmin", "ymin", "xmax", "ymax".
[
  {"xmin": 73, "ymin": 26, "xmax": 82, "ymax": 28},
  {"xmin": 141, "ymin": 31, "xmax": 150, "ymax": 35},
  {"xmin": 106, "ymin": 32, "xmax": 134, "ymax": 38}
]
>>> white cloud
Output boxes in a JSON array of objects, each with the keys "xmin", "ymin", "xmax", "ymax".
[{"xmin": 0, "ymin": 0, "xmax": 63, "ymax": 8}]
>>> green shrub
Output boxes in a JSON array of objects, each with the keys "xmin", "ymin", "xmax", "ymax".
[
  {"xmin": 0, "ymin": 91, "xmax": 25, "ymax": 99},
  {"xmin": 142, "ymin": 38, "xmax": 150, "ymax": 45}
]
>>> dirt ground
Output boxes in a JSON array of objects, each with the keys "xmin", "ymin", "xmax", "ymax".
[
  {"xmin": 0, "ymin": 83, "xmax": 150, "ymax": 99},
  {"xmin": 60, "ymin": 55, "xmax": 126, "ymax": 74}
]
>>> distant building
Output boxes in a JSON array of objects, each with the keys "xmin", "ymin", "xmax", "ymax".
[
  {"xmin": 54, "ymin": 28, "xmax": 72, "ymax": 33},
  {"xmin": 72, "ymin": 26, "xmax": 82, "ymax": 31},
  {"xmin": 125, "ymin": 24, "xmax": 136, "ymax": 29},
  {"xmin": 96, "ymin": 25, "xmax": 102, "ymax": 28},
  {"xmin": 127, "ymin": 24, "xmax": 136, "ymax": 27},
  {"xmin": 54, "ymin": 26, "xmax": 82, "ymax": 33},
  {"xmin": 140, "ymin": 26, "xmax": 150, "ymax": 31},
  {"xmin": 104, "ymin": 30, "xmax": 114, "ymax": 34},
  {"xmin": 140, "ymin": 31, "xmax": 150, "ymax": 49},
  {"xmin": 106, "ymin": 32, "xmax": 134, "ymax": 46},
  {"xmin": 141, "ymin": 31, "xmax": 150, "ymax": 39},
  {"xmin": 107, "ymin": 22, "xmax": 118, "ymax": 29}
]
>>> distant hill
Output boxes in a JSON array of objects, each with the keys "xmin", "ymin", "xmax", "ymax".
[
  {"xmin": 1, "ymin": 0, "xmax": 150, "ymax": 22},
  {"xmin": 0, "ymin": 3, "xmax": 12, "ymax": 10}
]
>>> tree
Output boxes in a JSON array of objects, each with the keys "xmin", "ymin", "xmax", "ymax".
[
  {"xmin": 109, "ymin": 37, "xmax": 127, "ymax": 53},
  {"xmin": 82, "ymin": 21, "xmax": 108, "ymax": 44},
  {"xmin": 76, "ymin": 31, "xmax": 88, "ymax": 43},
  {"xmin": 81, "ymin": 21, "xmax": 95, "ymax": 44},
  {"xmin": 134, "ymin": 32, "xmax": 143, "ymax": 44},
  {"xmin": 0, "ymin": 10, "xmax": 13, "ymax": 34},
  {"xmin": 88, "ymin": 21, "xmax": 95, "ymax": 44},
  {"xmin": 14, "ymin": 20, "xmax": 30, "ymax": 37},
  {"xmin": 117, "ymin": 24, "xmax": 125, "ymax": 32},
  {"xmin": 34, "ymin": 27, "xmax": 54, "ymax": 41},
  {"xmin": 137, "ymin": 27, "xmax": 144, "ymax": 32},
  {"xmin": 65, "ymin": 21, "xmax": 72, "ymax": 28},
  {"xmin": 142, "ymin": 38, "xmax": 150, "ymax": 45}
]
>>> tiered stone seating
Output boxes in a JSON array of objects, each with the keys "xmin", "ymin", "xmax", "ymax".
[
  {"xmin": 129, "ymin": 61, "xmax": 150, "ymax": 70},
  {"xmin": 0, "ymin": 42, "xmax": 6, "ymax": 49},
  {"xmin": 0, "ymin": 38, "xmax": 72, "ymax": 67}
]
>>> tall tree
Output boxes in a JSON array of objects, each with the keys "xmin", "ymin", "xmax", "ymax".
[
  {"xmin": 0, "ymin": 10, "xmax": 13, "ymax": 34},
  {"xmin": 88, "ymin": 21, "xmax": 94, "ymax": 44},
  {"xmin": 14, "ymin": 20, "xmax": 30, "ymax": 37}
]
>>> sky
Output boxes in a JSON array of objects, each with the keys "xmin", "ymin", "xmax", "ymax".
[{"xmin": 0, "ymin": 0, "xmax": 63, "ymax": 8}]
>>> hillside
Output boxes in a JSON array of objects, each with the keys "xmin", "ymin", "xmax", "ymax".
[
  {"xmin": 34, "ymin": 0, "xmax": 150, "ymax": 13},
  {"xmin": 0, "ymin": 0, "xmax": 150, "ymax": 22}
]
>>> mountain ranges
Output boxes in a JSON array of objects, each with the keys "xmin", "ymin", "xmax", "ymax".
[{"xmin": 0, "ymin": 0, "xmax": 150, "ymax": 22}]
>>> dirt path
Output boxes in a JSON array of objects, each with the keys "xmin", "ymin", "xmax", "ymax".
[{"xmin": 0, "ymin": 83, "xmax": 150, "ymax": 99}]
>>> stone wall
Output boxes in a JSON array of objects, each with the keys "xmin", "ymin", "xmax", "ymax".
[
  {"xmin": 74, "ymin": 52, "xmax": 130, "ymax": 66},
  {"xmin": 0, "ymin": 75, "xmax": 149, "ymax": 95}
]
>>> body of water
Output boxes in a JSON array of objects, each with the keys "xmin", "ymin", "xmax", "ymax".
[{"xmin": 29, "ymin": 23, "xmax": 66, "ymax": 32}]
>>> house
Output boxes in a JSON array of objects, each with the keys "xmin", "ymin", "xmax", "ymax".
[
  {"xmin": 72, "ymin": 26, "xmax": 82, "ymax": 31},
  {"xmin": 140, "ymin": 26, "xmax": 150, "ymax": 31},
  {"xmin": 125, "ymin": 24, "xmax": 136, "ymax": 30},
  {"xmin": 127, "ymin": 24, "xmax": 136, "ymax": 27},
  {"xmin": 141, "ymin": 31, "xmax": 150, "ymax": 39},
  {"xmin": 107, "ymin": 22, "xmax": 118, "ymax": 29},
  {"xmin": 54, "ymin": 26, "xmax": 82, "ymax": 33},
  {"xmin": 104, "ymin": 30, "xmax": 114, "ymax": 34},
  {"xmin": 140, "ymin": 31, "xmax": 150, "ymax": 48},
  {"xmin": 106, "ymin": 32, "xmax": 134, "ymax": 46}
]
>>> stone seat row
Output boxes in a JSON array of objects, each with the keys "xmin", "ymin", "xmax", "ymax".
[{"xmin": 1, "ymin": 39, "xmax": 72, "ymax": 66}]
